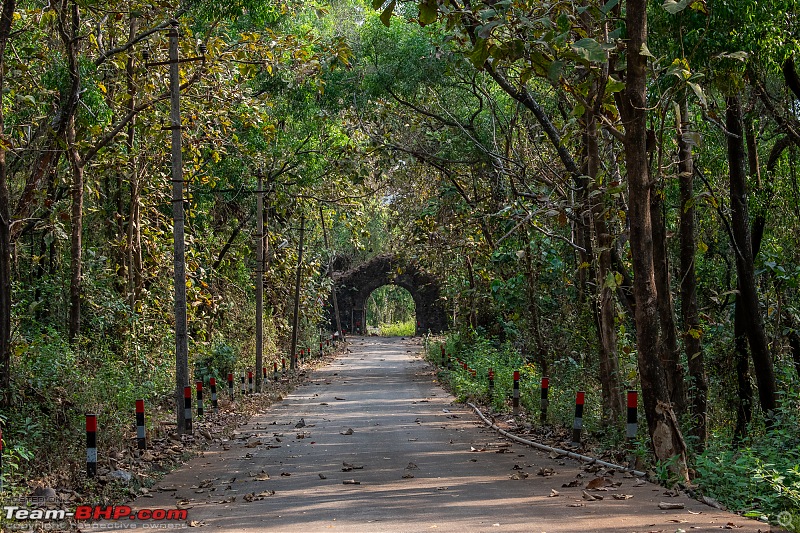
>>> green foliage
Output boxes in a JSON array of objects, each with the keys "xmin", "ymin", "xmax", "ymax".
[
  {"xmin": 379, "ymin": 319, "xmax": 415, "ymax": 336},
  {"xmin": 194, "ymin": 342, "xmax": 237, "ymax": 384}
]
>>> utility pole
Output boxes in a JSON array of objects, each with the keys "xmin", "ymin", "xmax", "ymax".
[
  {"xmin": 169, "ymin": 19, "xmax": 189, "ymax": 435},
  {"xmin": 255, "ymin": 171, "xmax": 264, "ymax": 391},
  {"xmin": 319, "ymin": 206, "xmax": 343, "ymax": 339},
  {"xmin": 290, "ymin": 216, "xmax": 305, "ymax": 370}
]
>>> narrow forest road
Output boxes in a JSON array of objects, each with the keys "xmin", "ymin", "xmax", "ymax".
[{"xmin": 94, "ymin": 338, "xmax": 767, "ymax": 533}]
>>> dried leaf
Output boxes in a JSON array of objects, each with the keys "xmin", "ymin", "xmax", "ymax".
[
  {"xmin": 612, "ymin": 494, "xmax": 633, "ymax": 500},
  {"xmin": 343, "ymin": 479, "xmax": 360, "ymax": 485},
  {"xmin": 549, "ymin": 489, "xmax": 560, "ymax": 497},
  {"xmin": 658, "ymin": 502, "xmax": 685, "ymax": 510},
  {"xmin": 586, "ymin": 477, "xmax": 609, "ymax": 490}
]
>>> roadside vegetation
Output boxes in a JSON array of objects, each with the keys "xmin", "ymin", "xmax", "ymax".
[{"xmin": 1, "ymin": 0, "xmax": 800, "ymax": 529}]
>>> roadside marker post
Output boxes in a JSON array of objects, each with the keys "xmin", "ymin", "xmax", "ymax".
[
  {"xmin": 512, "ymin": 371, "xmax": 520, "ymax": 416},
  {"xmin": 240, "ymin": 373, "xmax": 246, "ymax": 395},
  {"xmin": 282, "ymin": 358, "xmax": 286, "ymax": 375},
  {"xmin": 210, "ymin": 378, "xmax": 218, "ymax": 413},
  {"xmin": 135, "ymin": 400, "xmax": 146, "ymax": 453},
  {"xmin": 196, "ymin": 381, "xmax": 204, "ymax": 418},
  {"xmin": 183, "ymin": 387, "xmax": 193, "ymax": 433},
  {"xmin": 440, "ymin": 345, "xmax": 445, "ymax": 367},
  {"xmin": 86, "ymin": 414, "xmax": 98, "ymax": 478},
  {"xmin": 572, "ymin": 391, "xmax": 585, "ymax": 446},
  {"xmin": 227, "ymin": 373, "xmax": 234, "ymax": 401},
  {"xmin": 627, "ymin": 390, "xmax": 638, "ymax": 440},
  {"xmin": 320, "ymin": 342, "xmax": 323, "ymax": 357},
  {"xmin": 540, "ymin": 376, "xmax": 549, "ymax": 424},
  {"xmin": 273, "ymin": 362, "xmax": 279, "ymax": 381},
  {"xmin": 248, "ymin": 371, "xmax": 254, "ymax": 394},
  {"xmin": 488, "ymin": 368, "xmax": 494, "ymax": 399}
]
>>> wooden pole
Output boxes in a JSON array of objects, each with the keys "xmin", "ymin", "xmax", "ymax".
[
  {"xmin": 290, "ymin": 216, "xmax": 305, "ymax": 369},
  {"xmin": 255, "ymin": 171, "xmax": 264, "ymax": 390},
  {"xmin": 319, "ymin": 206, "xmax": 343, "ymax": 339},
  {"xmin": 169, "ymin": 20, "xmax": 189, "ymax": 434}
]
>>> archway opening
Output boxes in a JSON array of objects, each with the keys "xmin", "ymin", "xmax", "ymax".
[{"xmin": 365, "ymin": 285, "xmax": 416, "ymax": 336}]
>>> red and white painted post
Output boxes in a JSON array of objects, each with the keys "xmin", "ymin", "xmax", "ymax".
[
  {"xmin": 227, "ymin": 373, "xmax": 234, "ymax": 401},
  {"xmin": 196, "ymin": 381, "xmax": 204, "ymax": 417},
  {"xmin": 86, "ymin": 414, "xmax": 97, "ymax": 478},
  {"xmin": 319, "ymin": 342, "xmax": 323, "ymax": 357},
  {"xmin": 210, "ymin": 378, "xmax": 218, "ymax": 413},
  {"xmin": 135, "ymin": 400, "xmax": 146, "ymax": 454},
  {"xmin": 240, "ymin": 372, "xmax": 246, "ymax": 395},
  {"xmin": 512, "ymin": 371, "xmax": 520, "ymax": 415},
  {"xmin": 248, "ymin": 371, "xmax": 254, "ymax": 394},
  {"xmin": 183, "ymin": 386, "xmax": 193, "ymax": 433},
  {"xmin": 626, "ymin": 390, "xmax": 638, "ymax": 440},
  {"xmin": 282, "ymin": 357, "xmax": 286, "ymax": 374},
  {"xmin": 540, "ymin": 376, "xmax": 549, "ymax": 424},
  {"xmin": 488, "ymin": 368, "xmax": 494, "ymax": 399},
  {"xmin": 572, "ymin": 391, "xmax": 585, "ymax": 445},
  {"xmin": 273, "ymin": 361, "xmax": 279, "ymax": 381}
]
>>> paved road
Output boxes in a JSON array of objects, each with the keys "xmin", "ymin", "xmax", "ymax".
[{"xmin": 94, "ymin": 337, "xmax": 767, "ymax": 532}]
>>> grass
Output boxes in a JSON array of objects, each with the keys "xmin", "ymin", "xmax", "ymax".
[{"xmin": 378, "ymin": 319, "xmax": 415, "ymax": 336}]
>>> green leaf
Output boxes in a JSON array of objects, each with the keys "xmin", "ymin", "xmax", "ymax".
[
  {"xmin": 419, "ymin": 0, "xmax": 438, "ymax": 26},
  {"xmin": 662, "ymin": 0, "xmax": 690, "ymax": 14},
  {"xmin": 380, "ymin": 0, "xmax": 395, "ymax": 26},
  {"xmin": 572, "ymin": 37, "xmax": 612, "ymax": 62},
  {"xmin": 601, "ymin": 0, "xmax": 620, "ymax": 14},
  {"xmin": 605, "ymin": 76, "xmax": 625, "ymax": 93},
  {"xmin": 477, "ymin": 20, "xmax": 502, "ymax": 39},
  {"xmin": 687, "ymin": 81, "xmax": 707, "ymax": 107},
  {"xmin": 469, "ymin": 39, "xmax": 491, "ymax": 68},
  {"xmin": 639, "ymin": 42, "xmax": 654, "ymax": 57}
]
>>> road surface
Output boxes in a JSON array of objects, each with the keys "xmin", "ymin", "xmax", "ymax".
[{"xmin": 90, "ymin": 337, "xmax": 768, "ymax": 532}]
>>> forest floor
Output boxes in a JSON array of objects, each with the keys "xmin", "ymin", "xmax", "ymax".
[{"xmin": 77, "ymin": 336, "xmax": 770, "ymax": 533}]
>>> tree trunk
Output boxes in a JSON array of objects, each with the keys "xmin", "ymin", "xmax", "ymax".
[
  {"xmin": 651, "ymin": 188, "xmax": 686, "ymax": 415},
  {"xmin": 725, "ymin": 95, "xmax": 777, "ymax": 418},
  {"xmin": 0, "ymin": 0, "xmax": 15, "ymax": 407},
  {"xmin": 586, "ymin": 107, "xmax": 622, "ymax": 424},
  {"xmin": 733, "ymin": 296, "xmax": 753, "ymax": 443},
  {"xmin": 67, "ymin": 117, "xmax": 84, "ymax": 342},
  {"xmin": 677, "ymin": 97, "xmax": 706, "ymax": 448},
  {"xmin": 620, "ymin": 0, "xmax": 688, "ymax": 480}
]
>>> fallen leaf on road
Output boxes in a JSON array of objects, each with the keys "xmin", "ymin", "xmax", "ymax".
[
  {"xmin": 548, "ymin": 451, "xmax": 563, "ymax": 460},
  {"xmin": 612, "ymin": 494, "xmax": 633, "ymax": 500},
  {"xmin": 402, "ymin": 473, "xmax": 414, "ymax": 479},
  {"xmin": 318, "ymin": 474, "xmax": 327, "ymax": 479},
  {"xmin": 582, "ymin": 490, "xmax": 603, "ymax": 501},
  {"xmin": 187, "ymin": 520, "xmax": 205, "ymax": 527},
  {"xmin": 343, "ymin": 480, "xmax": 360, "ymax": 485},
  {"xmin": 562, "ymin": 480, "xmax": 582, "ymax": 487},
  {"xmin": 586, "ymin": 477, "xmax": 610, "ymax": 490},
  {"xmin": 633, "ymin": 478, "xmax": 647, "ymax": 487},
  {"xmin": 406, "ymin": 462, "xmax": 418, "ymax": 470},
  {"xmin": 470, "ymin": 446, "xmax": 486, "ymax": 452},
  {"xmin": 280, "ymin": 472, "xmax": 291, "ymax": 477},
  {"xmin": 537, "ymin": 467, "xmax": 556, "ymax": 477},
  {"xmin": 340, "ymin": 428, "xmax": 354, "ymax": 435},
  {"xmin": 509, "ymin": 472, "xmax": 529, "ymax": 480},
  {"xmin": 549, "ymin": 489, "xmax": 560, "ymax": 497},
  {"xmin": 702, "ymin": 495, "xmax": 726, "ymax": 510},
  {"xmin": 567, "ymin": 503, "xmax": 585, "ymax": 507},
  {"xmin": 335, "ymin": 397, "xmax": 346, "ymax": 401},
  {"xmin": 658, "ymin": 502, "xmax": 685, "ymax": 510}
]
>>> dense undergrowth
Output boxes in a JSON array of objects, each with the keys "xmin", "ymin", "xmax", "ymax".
[{"xmin": 425, "ymin": 331, "xmax": 800, "ymax": 531}]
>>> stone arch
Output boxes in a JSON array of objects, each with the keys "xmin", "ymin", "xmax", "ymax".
[{"xmin": 329, "ymin": 254, "xmax": 447, "ymax": 335}]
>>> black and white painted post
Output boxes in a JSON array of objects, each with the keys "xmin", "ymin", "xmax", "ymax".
[
  {"xmin": 195, "ymin": 381, "xmax": 204, "ymax": 418},
  {"xmin": 227, "ymin": 373, "xmax": 234, "ymax": 401},
  {"xmin": 512, "ymin": 371, "xmax": 520, "ymax": 416},
  {"xmin": 210, "ymin": 378, "xmax": 218, "ymax": 413},
  {"xmin": 135, "ymin": 400, "xmax": 146, "ymax": 454},
  {"xmin": 183, "ymin": 386, "xmax": 193, "ymax": 433},
  {"xmin": 240, "ymin": 372, "xmax": 246, "ymax": 395},
  {"xmin": 488, "ymin": 368, "xmax": 494, "ymax": 399},
  {"xmin": 86, "ymin": 414, "xmax": 97, "ymax": 478},
  {"xmin": 540, "ymin": 376, "xmax": 549, "ymax": 424},
  {"xmin": 572, "ymin": 391, "xmax": 585, "ymax": 446},
  {"xmin": 627, "ymin": 390, "xmax": 638, "ymax": 440}
]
